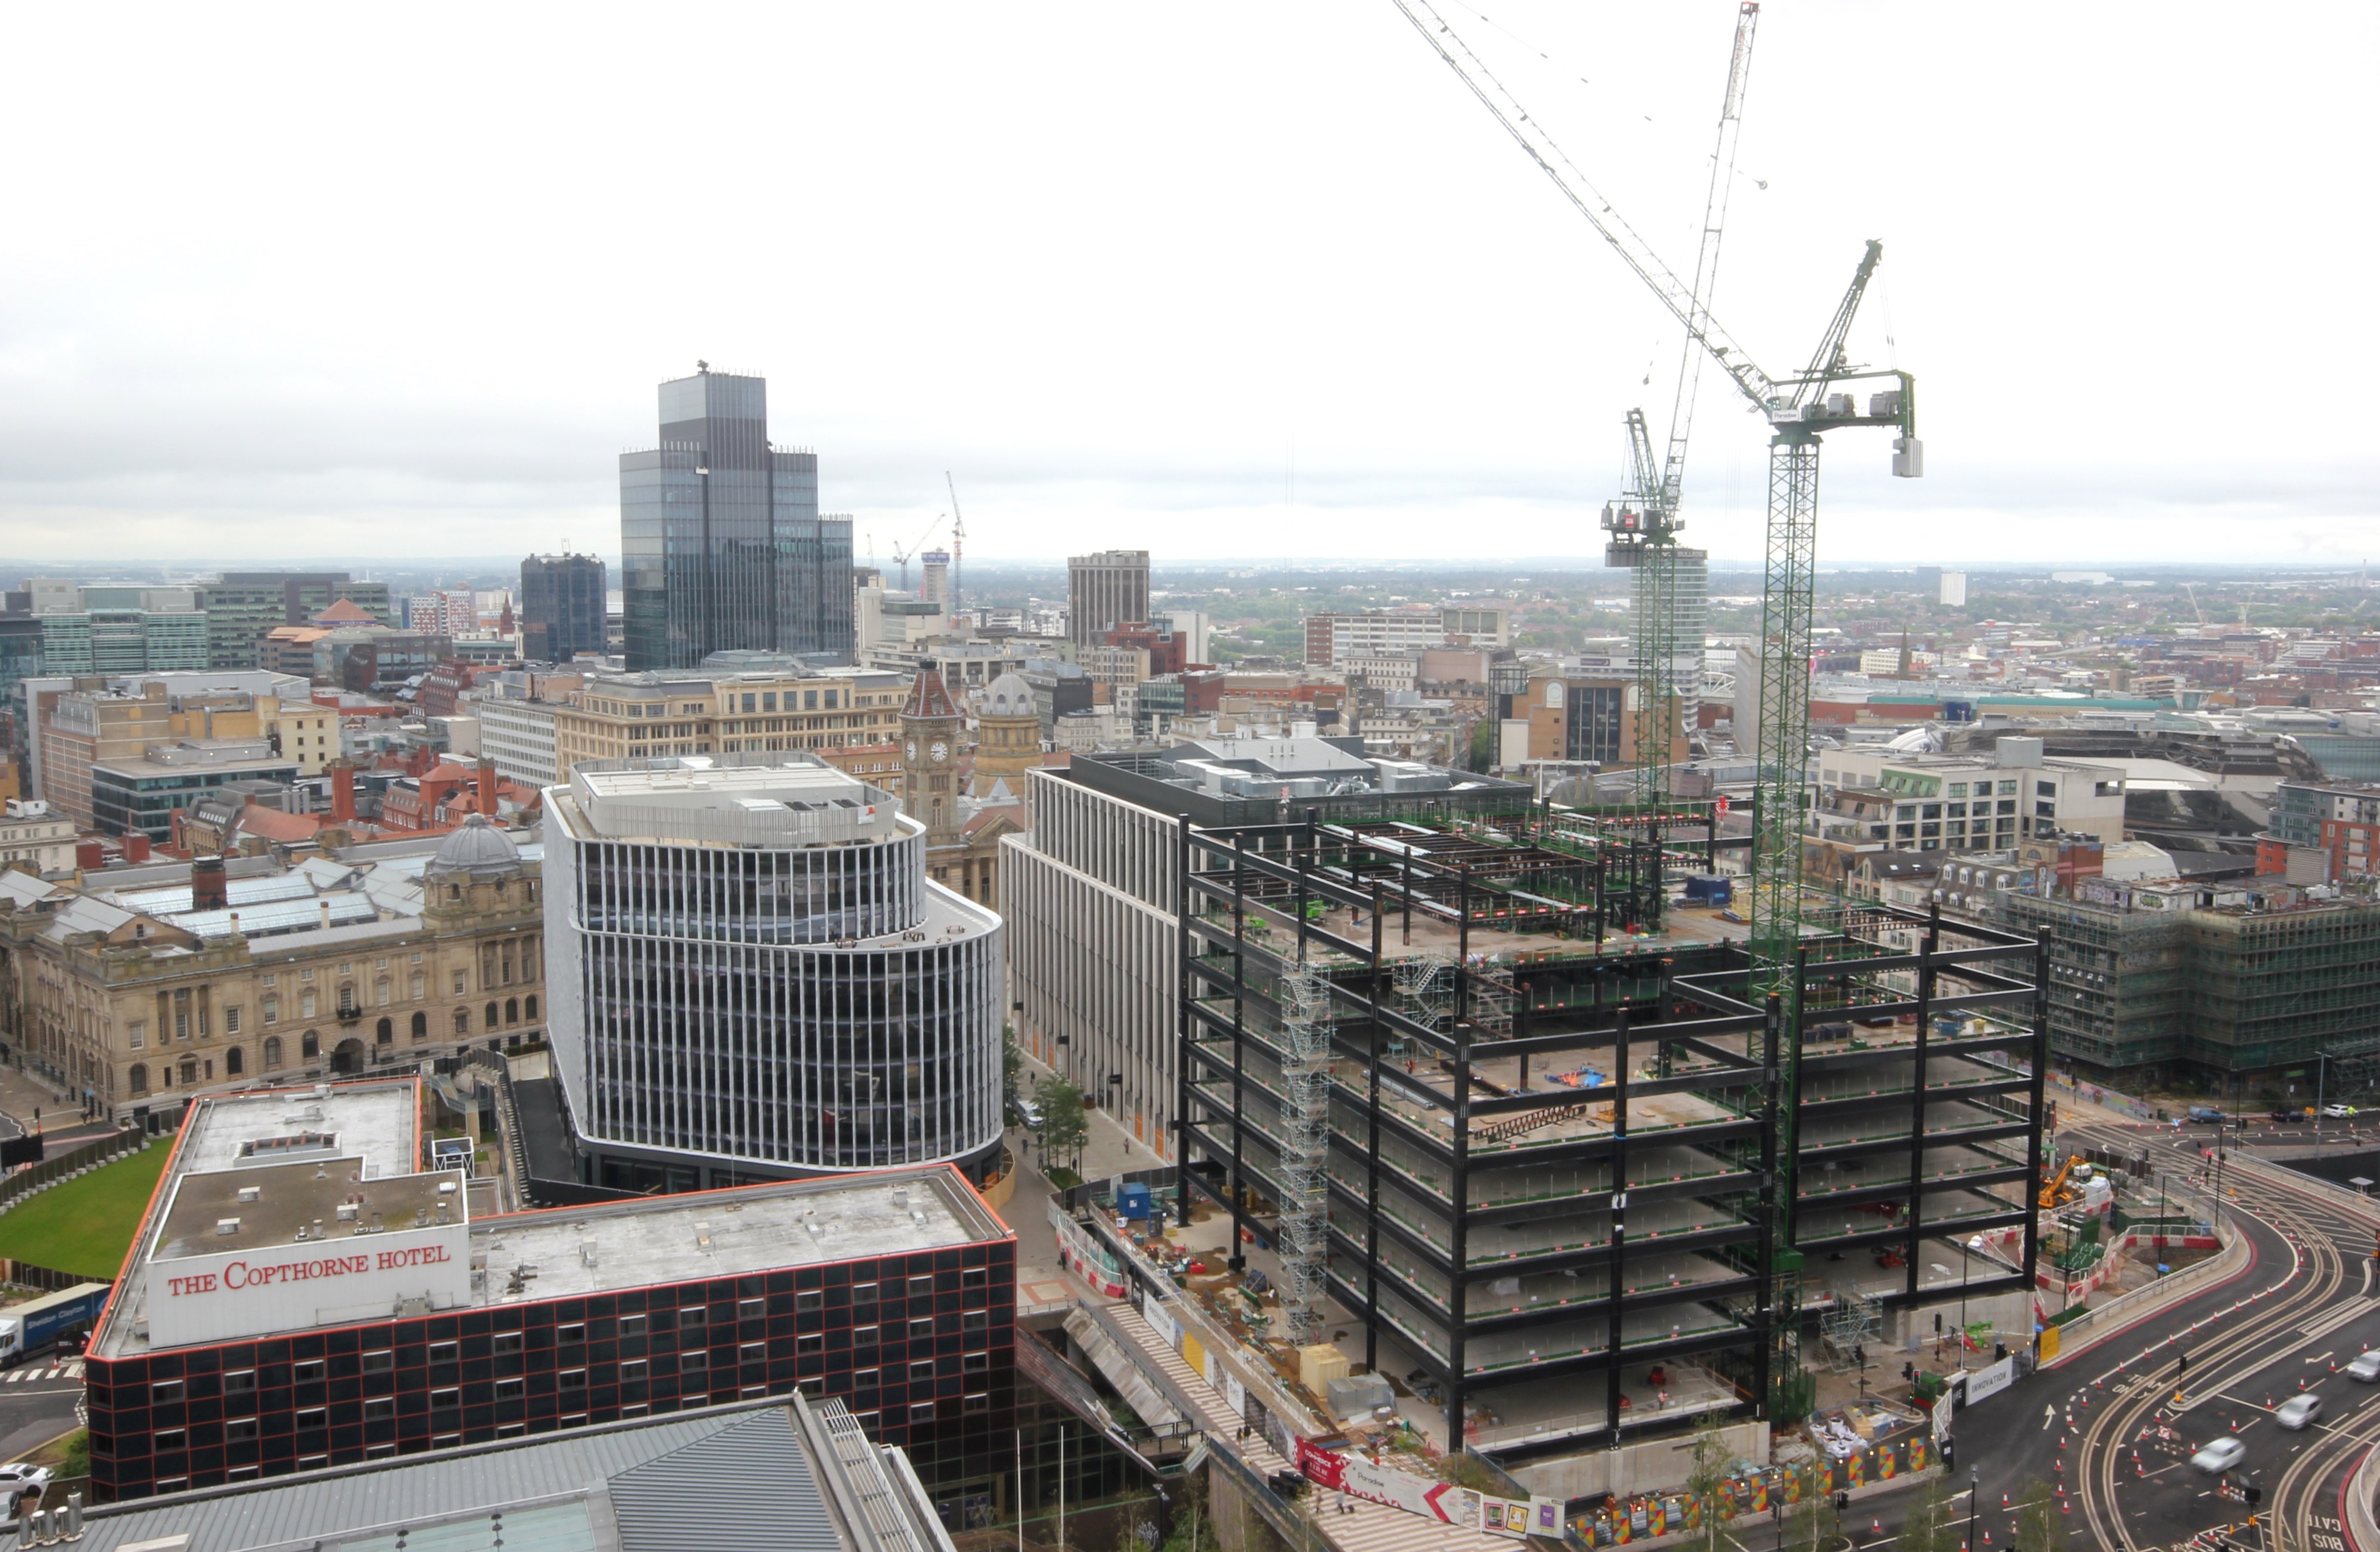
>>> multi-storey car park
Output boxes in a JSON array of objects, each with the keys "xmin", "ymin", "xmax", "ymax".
[{"xmin": 1172, "ymin": 809, "xmax": 2046, "ymax": 1490}]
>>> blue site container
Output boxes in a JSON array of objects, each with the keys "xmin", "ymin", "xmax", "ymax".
[
  {"xmin": 1117, "ymin": 1182, "xmax": 1153, "ymax": 1220},
  {"xmin": 1683, "ymin": 875, "xmax": 1733, "ymax": 906}
]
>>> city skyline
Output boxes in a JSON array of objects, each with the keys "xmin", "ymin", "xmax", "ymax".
[{"xmin": 0, "ymin": 5, "xmax": 2368, "ymax": 567}]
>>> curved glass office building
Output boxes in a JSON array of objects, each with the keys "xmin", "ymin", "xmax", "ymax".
[{"xmin": 546, "ymin": 755, "xmax": 1003, "ymax": 1188}]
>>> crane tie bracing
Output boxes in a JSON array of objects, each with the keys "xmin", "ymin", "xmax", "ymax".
[{"xmin": 1389, "ymin": 0, "xmax": 1925, "ymax": 1413}]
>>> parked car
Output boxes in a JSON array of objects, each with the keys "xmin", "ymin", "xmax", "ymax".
[
  {"xmin": 2190, "ymin": 1437, "xmax": 2246, "ymax": 1473},
  {"xmin": 0, "ymin": 1463, "xmax": 53, "ymax": 1510},
  {"xmin": 2187, "ymin": 1106, "xmax": 2227, "ymax": 1123},
  {"xmin": 2347, "ymin": 1351, "xmax": 2380, "ymax": 1382},
  {"xmin": 2275, "ymin": 1394, "xmax": 2323, "ymax": 1430},
  {"xmin": 2269, "ymin": 1106, "xmax": 2302, "ymax": 1122},
  {"xmin": 1009, "ymin": 1096, "xmax": 1044, "ymax": 1130},
  {"xmin": 2322, "ymin": 1104, "xmax": 2357, "ymax": 1119}
]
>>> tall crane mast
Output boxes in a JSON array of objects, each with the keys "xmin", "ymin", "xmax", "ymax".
[
  {"xmin": 1389, "ymin": 0, "xmax": 1924, "ymax": 1417},
  {"xmin": 944, "ymin": 472, "xmax": 968, "ymax": 620},
  {"xmin": 1600, "ymin": 1, "xmax": 1758, "ymax": 933}
]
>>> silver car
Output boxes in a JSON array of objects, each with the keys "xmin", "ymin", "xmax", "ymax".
[
  {"xmin": 2275, "ymin": 1394, "xmax": 2323, "ymax": 1430},
  {"xmin": 2348, "ymin": 1351, "xmax": 2380, "ymax": 1382},
  {"xmin": 2191, "ymin": 1437, "xmax": 2246, "ymax": 1473}
]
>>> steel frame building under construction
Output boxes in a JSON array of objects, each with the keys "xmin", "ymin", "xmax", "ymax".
[{"xmin": 1172, "ymin": 808, "xmax": 2048, "ymax": 1472}]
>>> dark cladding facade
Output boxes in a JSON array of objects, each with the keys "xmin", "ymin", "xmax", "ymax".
[
  {"xmin": 88, "ymin": 1226, "xmax": 1017, "ymax": 1501},
  {"xmin": 519, "ymin": 552, "xmax": 608, "ymax": 664},
  {"xmin": 621, "ymin": 368, "xmax": 853, "ymax": 672},
  {"xmin": 81, "ymin": 1083, "xmax": 1017, "ymax": 1504}
]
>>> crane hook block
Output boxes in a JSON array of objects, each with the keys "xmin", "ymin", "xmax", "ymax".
[{"xmin": 1892, "ymin": 436, "xmax": 1925, "ymax": 479}]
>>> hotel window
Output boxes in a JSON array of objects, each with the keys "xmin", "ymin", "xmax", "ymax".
[
  {"xmin": 739, "ymin": 1343, "xmax": 764, "ymax": 1365},
  {"xmin": 908, "ymin": 1275, "xmax": 935, "ymax": 1298},
  {"xmin": 909, "ymin": 1402, "xmax": 935, "ymax": 1423},
  {"xmin": 300, "ymin": 990, "xmax": 316, "ymax": 1018},
  {"xmin": 224, "ymin": 1369, "xmax": 256, "ymax": 1395},
  {"xmin": 558, "ymin": 1324, "xmax": 586, "ymax": 1345},
  {"xmin": 909, "ymin": 1360, "xmax": 935, "ymax": 1382},
  {"xmin": 225, "ymin": 1417, "xmax": 258, "ymax": 1443},
  {"xmin": 152, "ymin": 1380, "xmax": 184, "ymax": 1403},
  {"xmin": 225, "ymin": 1006, "xmax": 242, "ymax": 1034},
  {"xmin": 561, "ymin": 1369, "xmax": 587, "ymax": 1391},
  {"xmin": 621, "ymin": 1359, "xmax": 648, "ymax": 1381},
  {"xmin": 362, "ymin": 1349, "xmax": 394, "ymax": 1373},
  {"xmin": 363, "ymin": 1397, "xmax": 396, "ymax": 1420},
  {"xmin": 432, "ymin": 1388, "xmax": 460, "ymax": 1411},
  {"xmin": 738, "ymin": 1297, "xmax": 765, "ymax": 1321},
  {"xmin": 296, "ymin": 1408, "xmax": 327, "ymax": 1431},
  {"xmin": 796, "ymin": 1291, "xmax": 822, "ymax": 1313},
  {"xmin": 128, "ymin": 1020, "xmax": 145, "ymax": 1050},
  {"xmin": 294, "ymin": 1360, "xmax": 327, "ymax": 1383},
  {"xmin": 908, "ymin": 1319, "xmax": 935, "ymax": 1340},
  {"xmin": 494, "ymin": 1378, "xmax": 524, "ymax": 1400},
  {"xmin": 493, "ymin": 1331, "xmax": 524, "ymax": 1355},
  {"xmin": 429, "ymin": 1341, "xmax": 459, "ymax": 1363},
  {"xmin": 621, "ymin": 1315, "xmax": 647, "ymax": 1337}
]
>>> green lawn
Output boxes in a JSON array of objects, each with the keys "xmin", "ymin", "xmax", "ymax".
[{"xmin": 0, "ymin": 1146, "xmax": 169, "ymax": 1280}]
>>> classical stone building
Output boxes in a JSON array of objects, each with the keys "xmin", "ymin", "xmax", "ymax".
[
  {"xmin": 0, "ymin": 818, "xmax": 544, "ymax": 1126},
  {"xmin": 970, "ymin": 673, "xmax": 1041, "ymax": 800},
  {"xmin": 899, "ymin": 671, "xmax": 1023, "ymax": 909}
]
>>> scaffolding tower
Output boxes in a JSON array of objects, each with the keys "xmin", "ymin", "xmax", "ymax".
[{"xmin": 1275, "ymin": 964, "xmax": 1334, "ymax": 1347}]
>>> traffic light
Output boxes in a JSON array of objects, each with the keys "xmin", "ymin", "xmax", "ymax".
[
  {"xmin": 2045, "ymin": 1099, "xmax": 2058, "ymax": 1131},
  {"xmin": 2179, "ymin": 1351, "xmax": 2190, "ymax": 1376}
]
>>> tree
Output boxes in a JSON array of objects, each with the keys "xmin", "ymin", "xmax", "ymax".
[
  {"xmin": 1680, "ymin": 1418, "xmax": 1734, "ymax": 1552},
  {"xmin": 1039, "ymin": 1076, "xmax": 1090, "ymax": 1179},
  {"xmin": 1775, "ymin": 1467, "xmax": 1835, "ymax": 1552},
  {"xmin": 2013, "ymin": 1476, "xmax": 2059, "ymax": 1552},
  {"xmin": 1897, "ymin": 1478, "xmax": 1953, "ymax": 1552},
  {"xmin": 1003, "ymin": 1024, "xmax": 1022, "ymax": 1112}
]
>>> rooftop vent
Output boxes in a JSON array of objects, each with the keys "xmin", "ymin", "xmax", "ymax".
[{"xmin": 215, "ymin": 1218, "xmax": 241, "ymax": 1236}]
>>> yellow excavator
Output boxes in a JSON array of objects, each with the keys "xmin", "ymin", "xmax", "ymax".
[{"xmin": 2039, "ymin": 1155, "xmax": 2090, "ymax": 1210}]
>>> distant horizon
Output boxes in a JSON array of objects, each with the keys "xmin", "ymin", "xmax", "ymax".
[{"xmin": 0, "ymin": 555, "xmax": 2371, "ymax": 579}]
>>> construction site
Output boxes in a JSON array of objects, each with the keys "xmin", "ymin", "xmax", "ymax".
[
  {"xmin": 1149, "ymin": 0, "xmax": 2055, "ymax": 1501},
  {"xmin": 1170, "ymin": 808, "xmax": 2046, "ymax": 1494}
]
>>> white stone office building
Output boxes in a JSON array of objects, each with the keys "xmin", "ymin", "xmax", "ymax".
[
  {"xmin": 999, "ymin": 767, "xmax": 1182, "ymax": 1157},
  {"xmin": 544, "ymin": 754, "xmax": 1003, "ymax": 1192}
]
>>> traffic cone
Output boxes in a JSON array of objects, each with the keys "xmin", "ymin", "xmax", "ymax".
[
  {"xmin": 1873, "ymin": 1518, "xmax": 1884, "ymax": 1535},
  {"xmin": 2002, "ymin": 1492, "xmax": 2011, "ymax": 1507}
]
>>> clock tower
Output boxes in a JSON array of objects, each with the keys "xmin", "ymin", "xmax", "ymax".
[{"xmin": 899, "ymin": 668, "xmax": 963, "ymax": 848}]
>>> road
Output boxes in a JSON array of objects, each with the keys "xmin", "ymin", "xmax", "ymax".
[
  {"xmin": 0, "ymin": 1359, "xmax": 85, "ymax": 1466},
  {"xmin": 1948, "ymin": 1122, "xmax": 2380, "ymax": 1552}
]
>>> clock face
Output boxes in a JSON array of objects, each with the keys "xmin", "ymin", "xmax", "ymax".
[
  {"xmin": 930, "ymin": 741, "xmax": 948, "ymax": 762},
  {"xmin": 905, "ymin": 739, "xmax": 918, "ymax": 760}
]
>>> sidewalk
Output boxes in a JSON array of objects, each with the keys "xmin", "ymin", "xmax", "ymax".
[{"xmin": 1006, "ymin": 1050, "xmax": 1170, "ymax": 1282}]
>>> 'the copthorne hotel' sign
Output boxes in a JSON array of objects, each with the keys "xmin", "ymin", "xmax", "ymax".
[
  {"xmin": 145, "ymin": 1165, "xmax": 472, "ymax": 1349},
  {"xmin": 163, "ymin": 1241, "xmax": 458, "ymax": 1299}
]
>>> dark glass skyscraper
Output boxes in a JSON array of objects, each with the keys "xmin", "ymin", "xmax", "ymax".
[
  {"xmin": 519, "ymin": 551, "xmax": 607, "ymax": 663},
  {"xmin": 620, "ymin": 367, "xmax": 854, "ymax": 671}
]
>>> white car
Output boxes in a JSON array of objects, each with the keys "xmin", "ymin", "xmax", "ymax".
[
  {"xmin": 0, "ymin": 1463, "xmax": 53, "ymax": 1503},
  {"xmin": 2191, "ymin": 1437, "xmax": 2246, "ymax": 1473},
  {"xmin": 2348, "ymin": 1351, "xmax": 2380, "ymax": 1382},
  {"xmin": 2275, "ymin": 1394, "xmax": 2323, "ymax": 1430},
  {"xmin": 2322, "ymin": 1104, "xmax": 2357, "ymax": 1119}
]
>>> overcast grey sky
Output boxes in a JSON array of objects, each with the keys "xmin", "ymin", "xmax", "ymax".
[{"xmin": 1, "ymin": 3, "xmax": 2371, "ymax": 568}]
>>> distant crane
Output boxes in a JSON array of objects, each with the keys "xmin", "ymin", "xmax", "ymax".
[
  {"xmin": 2182, "ymin": 581, "xmax": 2207, "ymax": 628},
  {"xmin": 1391, "ymin": 0, "xmax": 1925, "ymax": 1416},
  {"xmin": 1600, "ymin": 0, "xmax": 1759, "ymax": 933},
  {"xmin": 889, "ymin": 515, "xmax": 944, "ymax": 593},
  {"xmin": 944, "ymin": 472, "xmax": 968, "ymax": 618}
]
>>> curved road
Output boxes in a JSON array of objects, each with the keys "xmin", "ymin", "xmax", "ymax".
[{"xmin": 1953, "ymin": 1123, "xmax": 2380, "ymax": 1551}]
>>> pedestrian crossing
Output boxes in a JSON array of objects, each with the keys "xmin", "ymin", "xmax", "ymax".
[{"xmin": 2, "ymin": 1361, "xmax": 81, "ymax": 1383}]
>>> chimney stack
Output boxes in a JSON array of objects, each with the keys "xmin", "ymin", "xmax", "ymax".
[
  {"xmin": 476, "ymin": 756, "xmax": 497, "ymax": 817},
  {"xmin": 191, "ymin": 857, "xmax": 229, "ymax": 911},
  {"xmin": 122, "ymin": 831, "xmax": 152, "ymax": 865},
  {"xmin": 329, "ymin": 759, "xmax": 357, "ymax": 824}
]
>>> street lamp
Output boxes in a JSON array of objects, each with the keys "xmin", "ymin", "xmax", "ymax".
[
  {"xmin": 1966, "ymin": 1468, "xmax": 1978, "ymax": 1552},
  {"xmin": 2317, "ymin": 1051, "xmax": 2330, "ymax": 1152}
]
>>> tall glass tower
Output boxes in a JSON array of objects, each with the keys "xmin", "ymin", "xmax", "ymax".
[{"xmin": 620, "ymin": 366, "xmax": 854, "ymax": 671}]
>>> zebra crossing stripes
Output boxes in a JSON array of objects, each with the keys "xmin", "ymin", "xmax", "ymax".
[{"xmin": 1, "ymin": 1361, "xmax": 82, "ymax": 1383}]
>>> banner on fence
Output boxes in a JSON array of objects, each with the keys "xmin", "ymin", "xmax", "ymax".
[
  {"xmin": 1931, "ymin": 1390, "xmax": 1955, "ymax": 1440},
  {"xmin": 1295, "ymin": 1439, "xmax": 1482, "ymax": 1529},
  {"xmin": 1964, "ymin": 1355, "xmax": 2015, "ymax": 1406},
  {"xmin": 1048, "ymin": 1202, "xmax": 1128, "ymax": 1299}
]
